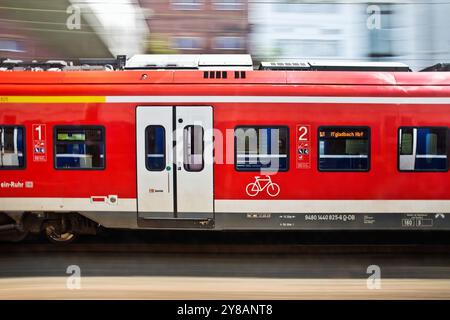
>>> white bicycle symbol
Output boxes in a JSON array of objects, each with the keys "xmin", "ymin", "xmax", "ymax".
[{"xmin": 246, "ymin": 175, "xmax": 280, "ymax": 197}]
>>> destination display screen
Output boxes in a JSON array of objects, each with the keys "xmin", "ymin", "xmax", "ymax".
[
  {"xmin": 319, "ymin": 129, "xmax": 367, "ymax": 139},
  {"xmin": 318, "ymin": 127, "xmax": 370, "ymax": 171}
]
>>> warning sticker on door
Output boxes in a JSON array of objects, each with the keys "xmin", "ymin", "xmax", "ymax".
[
  {"xmin": 32, "ymin": 124, "xmax": 47, "ymax": 162},
  {"xmin": 296, "ymin": 125, "xmax": 311, "ymax": 169}
]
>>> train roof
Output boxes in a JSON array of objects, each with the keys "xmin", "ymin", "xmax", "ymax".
[{"xmin": 0, "ymin": 54, "xmax": 449, "ymax": 86}]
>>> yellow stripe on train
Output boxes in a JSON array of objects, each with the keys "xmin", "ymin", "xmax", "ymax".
[{"xmin": 0, "ymin": 96, "xmax": 106, "ymax": 103}]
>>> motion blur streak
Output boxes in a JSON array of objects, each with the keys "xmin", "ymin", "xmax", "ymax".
[
  {"xmin": 1, "ymin": 247, "xmax": 450, "ymax": 299},
  {"xmin": 1, "ymin": 0, "xmax": 450, "ymax": 70},
  {"xmin": 1, "ymin": 277, "xmax": 450, "ymax": 299}
]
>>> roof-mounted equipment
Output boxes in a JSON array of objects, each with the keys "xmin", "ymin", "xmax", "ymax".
[
  {"xmin": 0, "ymin": 55, "xmax": 127, "ymax": 71},
  {"xmin": 420, "ymin": 63, "xmax": 450, "ymax": 72},
  {"xmin": 125, "ymin": 54, "xmax": 253, "ymax": 71},
  {"xmin": 259, "ymin": 60, "xmax": 411, "ymax": 72}
]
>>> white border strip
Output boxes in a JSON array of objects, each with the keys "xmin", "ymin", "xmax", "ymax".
[
  {"xmin": 2, "ymin": 198, "xmax": 450, "ymax": 214},
  {"xmin": 215, "ymin": 200, "xmax": 450, "ymax": 213},
  {"xmin": 0, "ymin": 198, "xmax": 136, "ymax": 212},
  {"xmin": 106, "ymin": 96, "xmax": 450, "ymax": 104}
]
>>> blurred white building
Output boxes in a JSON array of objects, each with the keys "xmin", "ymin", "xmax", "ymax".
[
  {"xmin": 250, "ymin": 0, "xmax": 450, "ymax": 71},
  {"xmin": 71, "ymin": 0, "xmax": 150, "ymax": 57},
  {"xmin": 250, "ymin": 1, "xmax": 364, "ymax": 60}
]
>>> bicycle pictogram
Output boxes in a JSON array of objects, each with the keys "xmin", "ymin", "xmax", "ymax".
[{"xmin": 245, "ymin": 175, "xmax": 280, "ymax": 197}]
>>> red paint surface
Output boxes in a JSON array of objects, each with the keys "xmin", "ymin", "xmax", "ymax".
[{"xmin": 0, "ymin": 70, "xmax": 450, "ymax": 201}]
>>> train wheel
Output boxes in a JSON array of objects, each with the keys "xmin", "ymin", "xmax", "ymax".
[{"xmin": 44, "ymin": 225, "xmax": 77, "ymax": 244}]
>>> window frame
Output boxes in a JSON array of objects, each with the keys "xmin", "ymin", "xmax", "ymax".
[
  {"xmin": 212, "ymin": 36, "xmax": 245, "ymax": 50},
  {"xmin": 213, "ymin": 0, "xmax": 245, "ymax": 11},
  {"xmin": 145, "ymin": 125, "xmax": 166, "ymax": 172},
  {"xmin": 0, "ymin": 125, "xmax": 26, "ymax": 170},
  {"xmin": 172, "ymin": 36, "xmax": 203, "ymax": 50},
  {"xmin": 234, "ymin": 125, "xmax": 290, "ymax": 172},
  {"xmin": 53, "ymin": 125, "xmax": 106, "ymax": 171},
  {"xmin": 317, "ymin": 126, "xmax": 371, "ymax": 172},
  {"xmin": 0, "ymin": 38, "xmax": 25, "ymax": 53},
  {"xmin": 171, "ymin": 0, "xmax": 203, "ymax": 11},
  {"xmin": 397, "ymin": 126, "xmax": 449, "ymax": 173}
]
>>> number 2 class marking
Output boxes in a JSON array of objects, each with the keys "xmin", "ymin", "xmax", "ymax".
[
  {"xmin": 298, "ymin": 126, "xmax": 308, "ymax": 140},
  {"xmin": 296, "ymin": 125, "xmax": 311, "ymax": 169}
]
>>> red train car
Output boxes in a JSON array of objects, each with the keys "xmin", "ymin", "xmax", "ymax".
[{"xmin": 1, "ymin": 55, "xmax": 450, "ymax": 242}]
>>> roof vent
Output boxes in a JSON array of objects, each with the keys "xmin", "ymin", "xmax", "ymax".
[{"xmin": 259, "ymin": 61, "xmax": 310, "ymax": 70}]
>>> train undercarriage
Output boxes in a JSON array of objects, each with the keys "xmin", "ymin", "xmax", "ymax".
[{"xmin": 0, "ymin": 211, "xmax": 98, "ymax": 243}]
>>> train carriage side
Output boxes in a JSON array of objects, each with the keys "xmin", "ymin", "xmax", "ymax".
[
  {"xmin": 1, "ymin": 67, "xmax": 450, "ymax": 243},
  {"xmin": 213, "ymin": 84, "xmax": 450, "ymax": 231}
]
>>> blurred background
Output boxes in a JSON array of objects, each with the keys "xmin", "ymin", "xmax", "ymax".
[{"xmin": 0, "ymin": 0, "xmax": 449, "ymax": 71}]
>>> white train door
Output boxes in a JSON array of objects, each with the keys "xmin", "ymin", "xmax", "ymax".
[
  {"xmin": 175, "ymin": 106, "xmax": 214, "ymax": 214},
  {"xmin": 136, "ymin": 107, "xmax": 174, "ymax": 216},
  {"xmin": 136, "ymin": 106, "xmax": 214, "ymax": 224}
]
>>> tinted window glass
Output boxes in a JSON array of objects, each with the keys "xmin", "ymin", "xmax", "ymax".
[
  {"xmin": 319, "ymin": 127, "xmax": 370, "ymax": 171},
  {"xmin": 235, "ymin": 127, "xmax": 289, "ymax": 171},
  {"xmin": 0, "ymin": 126, "xmax": 25, "ymax": 169},
  {"xmin": 55, "ymin": 127, "xmax": 105, "ymax": 169},
  {"xmin": 184, "ymin": 125, "xmax": 204, "ymax": 172},
  {"xmin": 399, "ymin": 127, "xmax": 448, "ymax": 171},
  {"xmin": 146, "ymin": 126, "xmax": 166, "ymax": 171}
]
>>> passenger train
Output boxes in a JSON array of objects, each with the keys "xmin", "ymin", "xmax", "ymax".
[{"xmin": 0, "ymin": 54, "xmax": 450, "ymax": 243}]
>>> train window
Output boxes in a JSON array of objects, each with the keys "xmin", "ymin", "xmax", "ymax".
[
  {"xmin": 398, "ymin": 127, "xmax": 448, "ymax": 172},
  {"xmin": 184, "ymin": 125, "xmax": 204, "ymax": 172},
  {"xmin": 54, "ymin": 126, "xmax": 105, "ymax": 169},
  {"xmin": 0, "ymin": 126, "xmax": 25, "ymax": 169},
  {"xmin": 318, "ymin": 126, "xmax": 370, "ymax": 171},
  {"xmin": 145, "ymin": 126, "xmax": 166, "ymax": 171},
  {"xmin": 234, "ymin": 126, "xmax": 289, "ymax": 171}
]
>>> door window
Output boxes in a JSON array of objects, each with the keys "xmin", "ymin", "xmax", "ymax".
[
  {"xmin": 145, "ymin": 125, "xmax": 166, "ymax": 171},
  {"xmin": 183, "ymin": 125, "xmax": 204, "ymax": 172}
]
